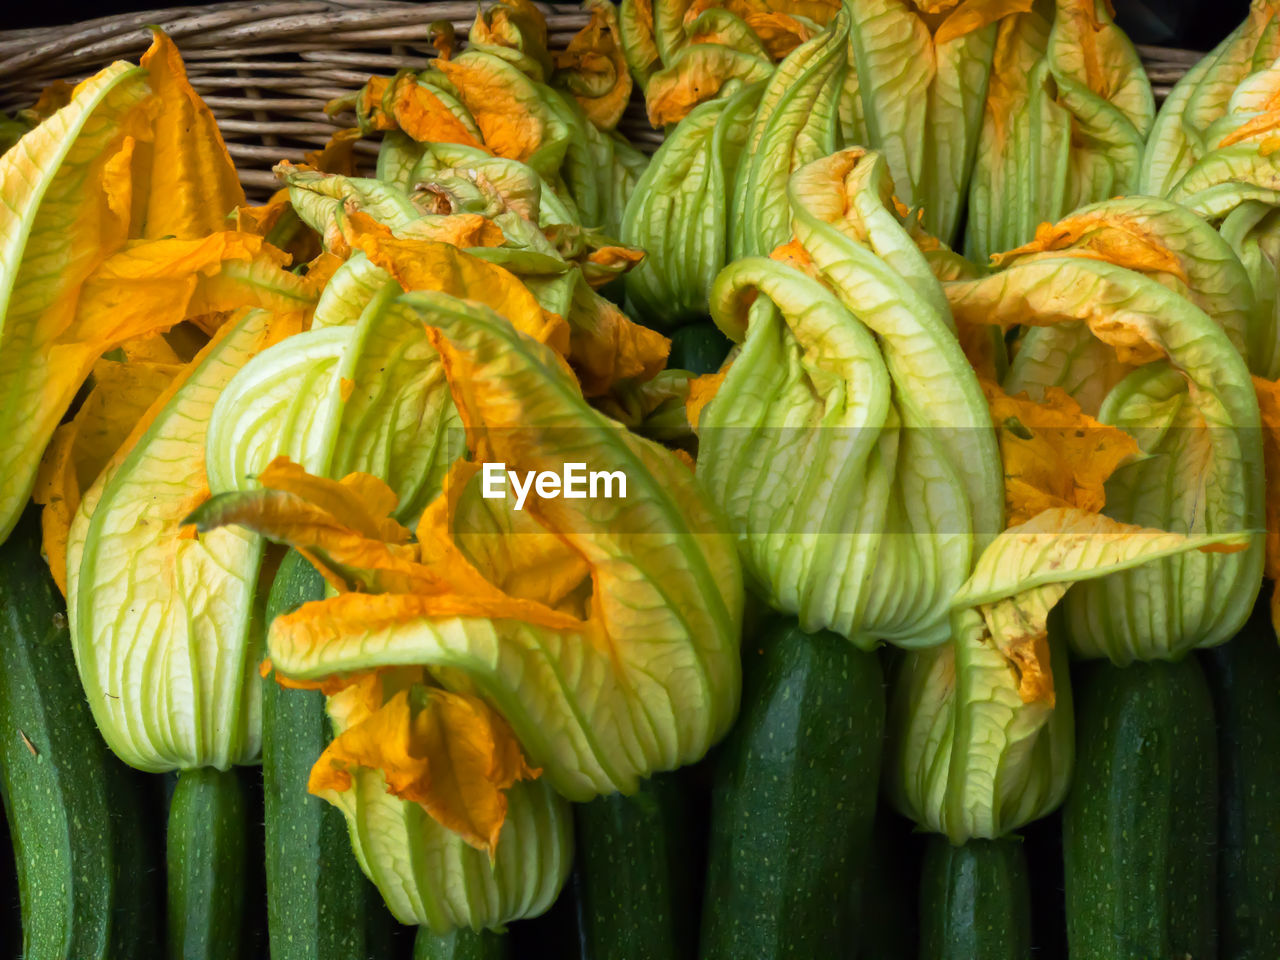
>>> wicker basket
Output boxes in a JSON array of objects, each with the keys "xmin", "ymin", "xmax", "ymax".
[{"xmin": 0, "ymin": 2, "xmax": 1197, "ymax": 200}]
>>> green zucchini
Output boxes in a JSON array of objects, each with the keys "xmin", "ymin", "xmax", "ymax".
[
  {"xmin": 574, "ymin": 771, "xmax": 695, "ymax": 960},
  {"xmin": 167, "ymin": 766, "xmax": 249, "ymax": 960},
  {"xmin": 0, "ymin": 506, "xmax": 160, "ymax": 959},
  {"xmin": 1063, "ymin": 657, "xmax": 1218, "ymax": 960},
  {"xmin": 1203, "ymin": 600, "xmax": 1280, "ymax": 959},
  {"xmin": 413, "ymin": 927, "xmax": 508, "ymax": 960},
  {"xmin": 263, "ymin": 549, "xmax": 395, "ymax": 960},
  {"xmin": 918, "ymin": 836, "xmax": 1031, "ymax": 960},
  {"xmin": 666, "ymin": 322, "xmax": 732, "ymax": 375},
  {"xmin": 699, "ymin": 617, "xmax": 884, "ymax": 960}
]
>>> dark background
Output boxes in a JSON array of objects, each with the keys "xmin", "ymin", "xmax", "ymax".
[{"xmin": 0, "ymin": 0, "xmax": 1259, "ymax": 51}]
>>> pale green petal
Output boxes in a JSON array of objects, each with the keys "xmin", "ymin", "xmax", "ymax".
[
  {"xmin": 621, "ymin": 81, "xmax": 762, "ymax": 326},
  {"xmin": 68, "ymin": 309, "xmax": 277, "ymax": 771}
]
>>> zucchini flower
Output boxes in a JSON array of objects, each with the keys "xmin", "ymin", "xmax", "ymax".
[
  {"xmin": 885, "ymin": 202, "xmax": 1255, "ymax": 843},
  {"xmin": 341, "ymin": 0, "xmax": 647, "ymax": 235},
  {"xmin": 196, "ymin": 252, "xmax": 578, "ymax": 931},
  {"xmin": 193, "ymin": 294, "xmax": 743, "ymax": 797},
  {"xmin": 730, "ymin": 2, "xmax": 850, "ymax": 258},
  {"xmin": 843, "ymin": 0, "xmax": 1043, "ymax": 246},
  {"xmin": 945, "ymin": 201, "xmax": 1266, "ymax": 663},
  {"xmin": 622, "ymin": 0, "xmax": 834, "ymax": 125},
  {"xmin": 0, "ymin": 32, "xmax": 311, "ymax": 545},
  {"xmin": 1141, "ymin": 0, "xmax": 1280, "ymax": 200},
  {"xmin": 888, "ymin": 509, "xmax": 1249, "ymax": 842},
  {"xmin": 1140, "ymin": 29, "xmax": 1280, "ymax": 638},
  {"xmin": 1153, "ymin": 54, "xmax": 1280, "ymax": 379},
  {"xmin": 695, "ymin": 148, "xmax": 1002, "ymax": 647},
  {"xmin": 553, "ymin": 0, "xmax": 635, "ymax": 131},
  {"xmin": 965, "ymin": 0, "xmax": 1155, "ymax": 262},
  {"xmin": 1149, "ymin": 42, "xmax": 1280, "ymax": 637},
  {"xmin": 66, "ymin": 305, "xmax": 311, "ymax": 771},
  {"xmin": 621, "ymin": 80, "xmax": 764, "ymax": 326}
]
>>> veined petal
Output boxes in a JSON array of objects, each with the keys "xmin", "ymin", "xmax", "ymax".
[
  {"xmin": 202, "ymin": 293, "xmax": 743, "ymax": 799},
  {"xmin": 310, "ymin": 681, "xmax": 539, "ymax": 855},
  {"xmin": 0, "ymin": 62, "xmax": 151, "ymax": 542},
  {"xmin": 133, "ymin": 30, "xmax": 245, "ymax": 239},
  {"xmin": 981, "ymin": 379, "xmax": 1140, "ymax": 526},
  {"xmin": 555, "ymin": 0, "xmax": 634, "ymax": 130},
  {"xmin": 67, "ymin": 307, "xmax": 303, "ymax": 771},
  {"xmin": 34, "ymin": 359, "xmax": 181, "ymax": 594}
]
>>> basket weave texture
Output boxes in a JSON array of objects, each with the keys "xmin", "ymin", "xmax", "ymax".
[{"xmin": 0, "ymin": 1, "xmax": 1197, "ymax": 200}]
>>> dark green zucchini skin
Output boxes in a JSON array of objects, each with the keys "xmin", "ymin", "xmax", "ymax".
[
  {"xmin": 167, "ymin": 766, "xmax": 249, "ymax": 960},
  {"xmin": 413, "ymin": 927, "xmax": 508, "ymax": 960},
  {"xmin": 666, "ymin": 323, "xmax": 732, "ymax": 376},
  {"xmin": 1202, "ymin": 600, "xmax": 1280, "ymax": 960},
  {"xmin": 263, "ymin": 549, "xmax": 394, "ymax": 960},
  {"xmin": 918, "ymin": 836, "xmax": 1031, "ymax": 960},
  {"xmin": 573, "ymin": 771, "xmax": 695, "ymax": 960},
  {"xmin": 0, "ymin": 506, "xmax": 160, "ymax": 959},
  {"xmin": 699, "ymin": 618, "xmax": 884, "ymax": 960},
  {"xmin": 1064, "ymin": 657, "xmax": 1218, "ymax": 960}
]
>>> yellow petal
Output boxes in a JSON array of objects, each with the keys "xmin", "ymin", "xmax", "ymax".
[
  {"xmin": 686, "ymin": 368, "xmax": 729, "ymax": 429},
  {"xmin": 555, "ymin": 0, "xmax": 634, "ymax": 130},
  {"xmin": 309, "ymin": 683, "xmax": 539, "ymax": 855},
  {"xmin": 62, "ymin": 233, "xmax": 297, "ymax": 347},
  {"xmin": 743, "ymin": 11, "xmax": 815, "ymax": 59},
  {"xmin": 565, "ymin": 286, "xmax": 670, "ymax": 396},
  {"xmin": 231, "ymin": 189, "xmax": 291, "ymax": 237},
  {"xmin": 644, "ymin": 44, "xmax": 771, "ymax": 126},
  {"xmin": 769, "ymin": 237, "xmax": 819, "ymax": 278},
  {"xmin": 392, "ymin": 75, "xmax": 487, "ymax": 149},
  {"xmin": 934, "ymin": 0, "xmax": 1034, "ymax": 46},
  {"xmin": 991, "ymin": 212, "xmax": 1189, "ymax": 282},
  {"xmin": 258, "ymin": 457, "xmax": 410, "ymax": 542},
  {"xmin": 981, "ymin": 379, "xmax": 1141, "ymax": 527},
  {"xmin": 303, "ymin": 127, "xmax": 363, "ymax": 175},
  {"xmin": 22, "ymin": 79, "xmax": 74, "ymax": 124},
  {"xmin": 341, "ymin": 214, "xmax": 569, "ymax": 354},
  {"xmin": 397, "ymin": 213, "xmax": 508, "ymax": 248},
  {"xmin": 34, "ymin": 359, "xmax": 181, "ymax": 593},
  {"xmin": 471, "ymin": 0, "xmax": 551, "ymax": 55},
  {"xmin": 189, "ymin": 457, "xmax": 585, "ymax": 628},
  {"xmin": 435, "ymin": 55, "xmax": 548, "ymax": 162},
  {"xmin": 135, "ymin": 30, "xmax": 245, "ymax": 239}
]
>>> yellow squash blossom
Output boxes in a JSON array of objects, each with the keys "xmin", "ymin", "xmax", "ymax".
[
  {"xmin": 0, "ymin": 33, "xmax": 310, "ymax": 545},
  {"xmin": 191, "ymin": 291, "xmax": 744, "ymax": 804}
]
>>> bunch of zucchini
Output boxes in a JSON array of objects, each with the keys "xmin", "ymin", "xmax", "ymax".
[{"xmin": 2, "ymin": 1, "xmax": 1280, "ymax": 959}]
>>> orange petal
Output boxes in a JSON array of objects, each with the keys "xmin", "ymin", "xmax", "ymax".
[
  {"xmin": 303, "ymin": 127, "xmax": 363, "ymax": 175},
  {"xmin": 435, "ymin": 55, "xmax": 548, "ymax": 162},
  {"xmin": 135, "ymin": 30, "xmax": 245, "ymax": 239},
  {"xmin": 934, "ymin": 0, "xmax": 1034, "ymax": 46},
  {"xmin": 555, "ymin": 0, "xmax": 634, "ymax": 130},
  {"xmin": 391, "ymin": 76, "xmax": 487, "ymax": 148},
  {"xmin": 309, "ymin": 683, "xmax": 539, "ymax": 855},
  {"xmin": 686, "ymin": 368, "xmax": 729, "ymax": 429},
  {"xmin": 991, "ymin": 212, "xmax": 1189, "ymax": 283},
  {"xmin": 981, "ymin": 379, "xmax": 1141, "ymax": 527},
  {"xmin": 342, "ymin": 213, "xmax": 569, "ymax": 354}
]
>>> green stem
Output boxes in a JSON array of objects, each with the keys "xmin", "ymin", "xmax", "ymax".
[{"xmin": 413, "ymin": 926, "xmax": 509, "ymax": 960}]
